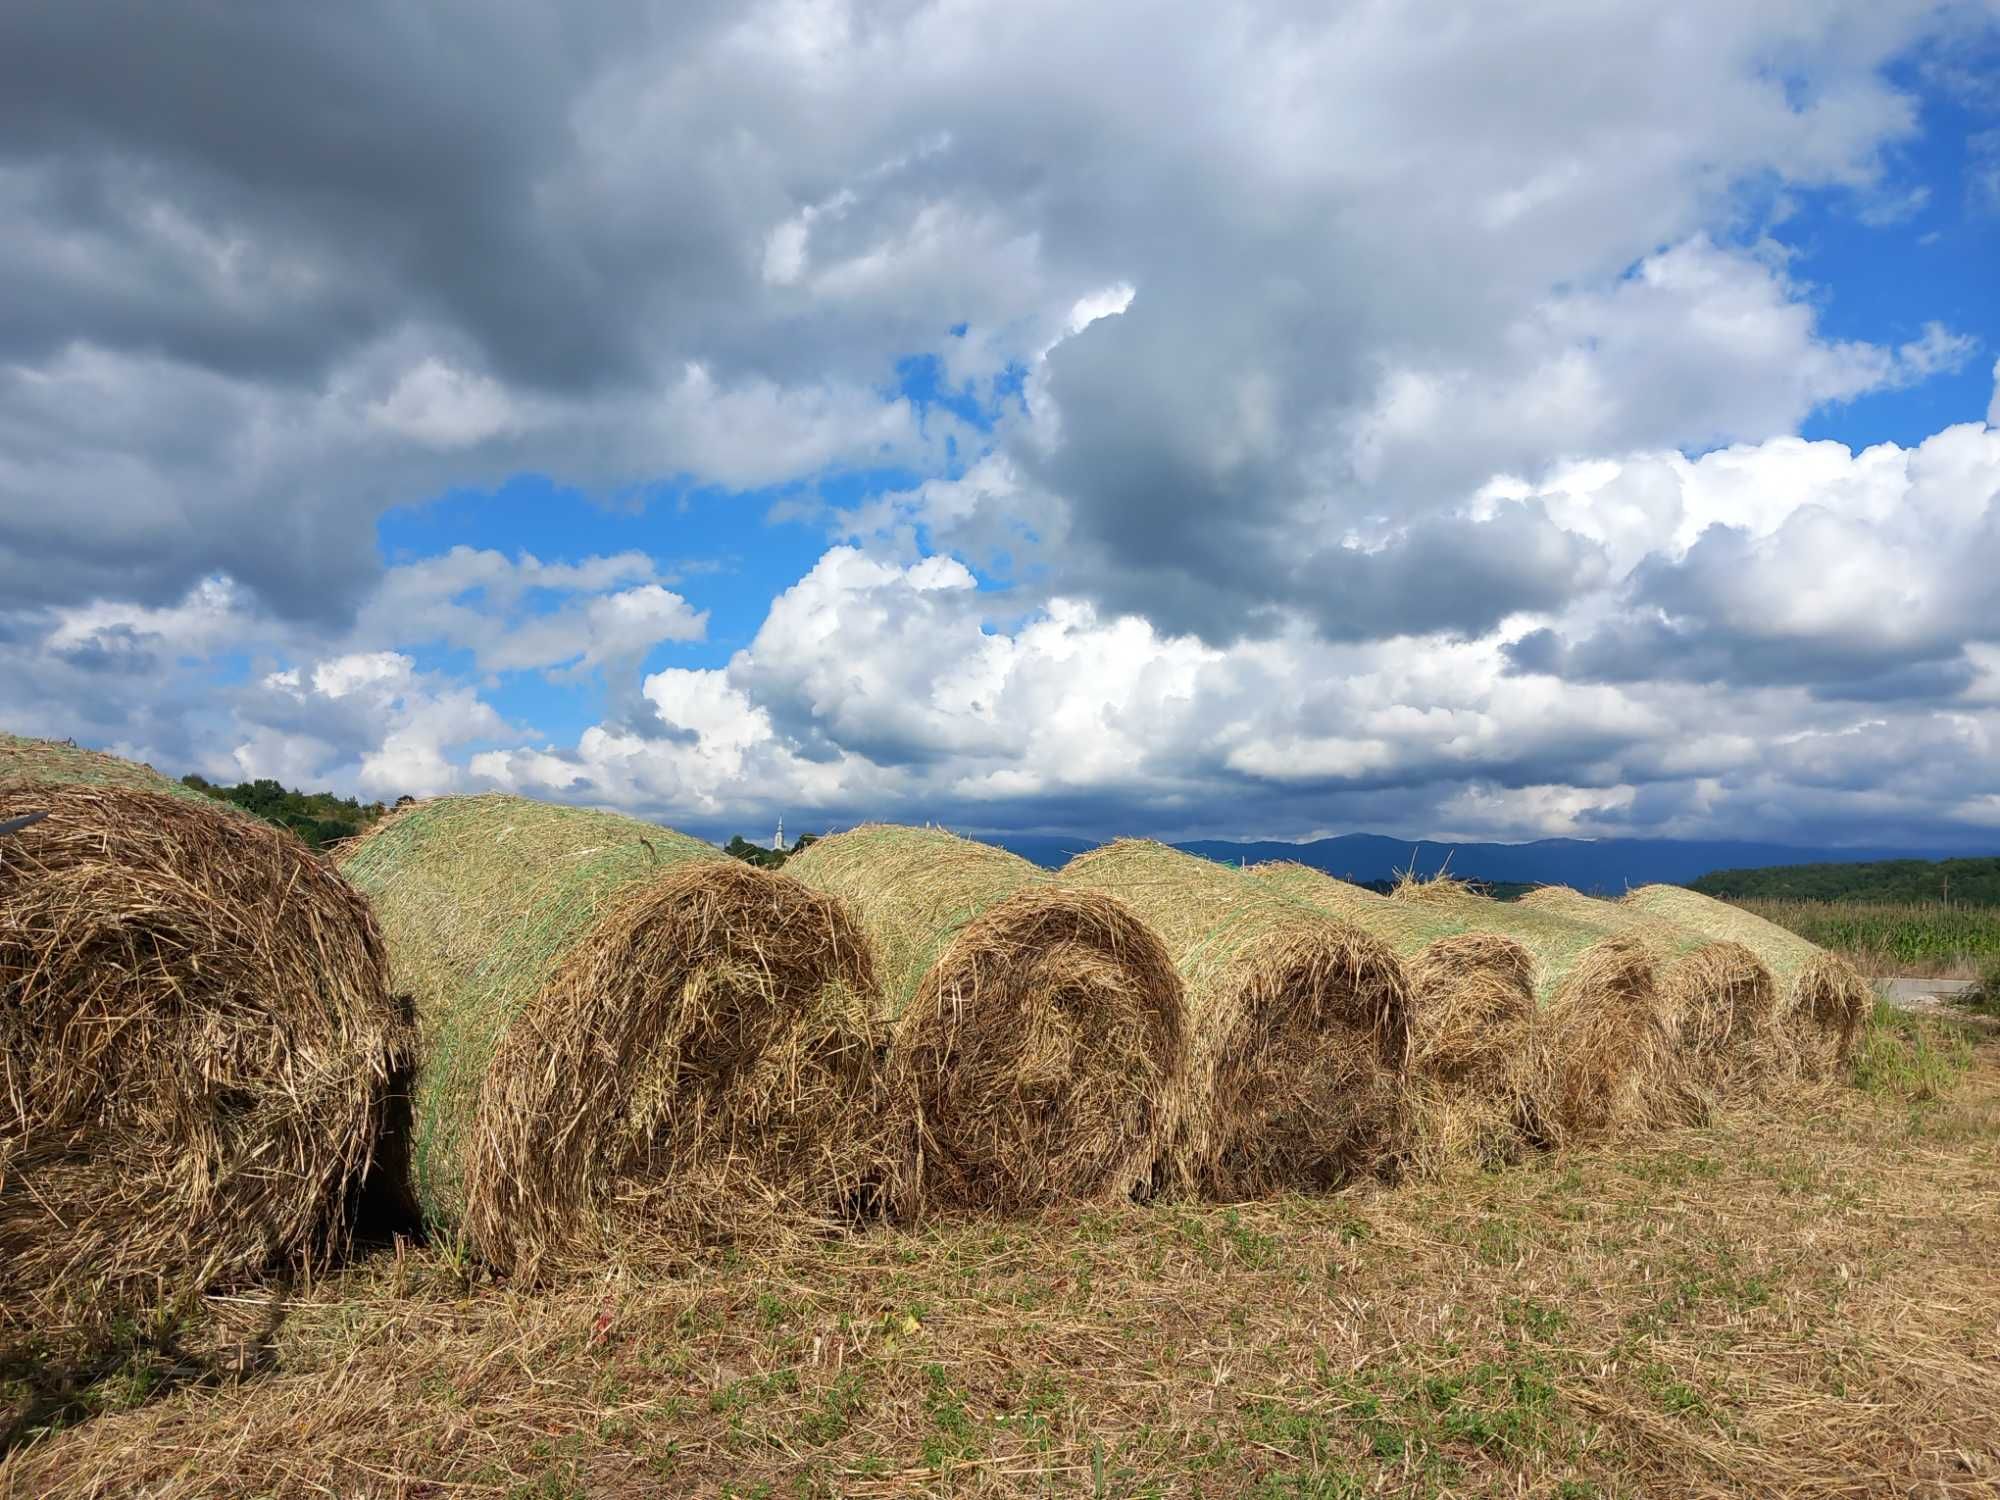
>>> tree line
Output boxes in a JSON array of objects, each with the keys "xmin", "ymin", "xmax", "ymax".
[
  {"xmin": 722, "ymin": 832, "xmax": 819, "ymax": 868},
  {"xmin": 180, "ymin": 775, "xmax": 392, "ymax": 851},
  {"xmin": 1690, "ymin": 856, "xmax": 2000, "ymax": 906}
]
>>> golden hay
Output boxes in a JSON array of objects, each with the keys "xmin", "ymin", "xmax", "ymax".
[
  {"xmin": 1063, "ymin": 841, "xmax": 1408, "ymax": 1197},
  {"xmin": 0, "ymin": 732, "xmax": 217, "ymax": 804},
  {"xmin": 1518, "ymin": 886, "xmax": 1780, "ymax": 1113},
  {"xmin": 786, "ymin": 825, "xmax": 1187, "ymax": 1211},
  {"xmin": 1, "ymin": 777, "xmax": 406, "ymax": 1356},
  {"xmin": 1621, "ymin": 884, "xmax": 1871, "ymax": 1079},
  {"xmin": 336, "ymin": 795, "xmax": 912, "ymax": 1277},
  {"xmin": 1388, "ymin": 875, "xmax": 1673, "ymax": 1146},
  {"xmin": 1391, "ymin": 871, "xmax": 1485, "ymax": 904},
  {"xmin": 1250, "ymin": 862, "xmax": 1537, "ymax": 1174}
]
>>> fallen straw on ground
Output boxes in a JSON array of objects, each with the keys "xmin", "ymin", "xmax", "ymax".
[
  {"xmin": 8, "ymin": 1015, "xmax": 1990, "ymax": 1499},
  {"xmin": 1622, "ymin": 884, "xmax": 1871, "ymax": 1079},
  {"xmin": 1063, "ymin": 841, "xmax": 1409, "ymax": 1197},
  {"xmin": 787, "ymin": 825, "xmax": 1188, "ymax": 1210},
  {"xmin": 1391, "ymin": 875, "xmax": 1674, "ymax": 1146},
  {"xmin": 1252, "ymin": 862, "xmax": 1538, "ymax": 1172},
  {"xmin": 1, "ymin": 741, "xmax": 406, "ymax": 1366},
  {"xmin": 335, "ymin": 794, "xmax": 913, "ymax": 1277}
]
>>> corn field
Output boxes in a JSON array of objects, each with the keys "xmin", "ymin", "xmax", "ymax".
[{"xmin": 1737, "ymin": 898, "xmax": 2000, "ymax": 973}]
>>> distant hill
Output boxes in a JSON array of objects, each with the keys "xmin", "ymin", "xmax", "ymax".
[
  {"xmin": 1691, "ymin": 857, "xmax": 2000, "ymax": 905},
  {"xmin": 986, "ymin": 831, "xmax": 1980, "ymax": 891}
]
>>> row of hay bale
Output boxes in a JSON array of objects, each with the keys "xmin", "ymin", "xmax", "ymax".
[{"xmin": 1, "ymin": 733, "xmax": 1872, "ymax": 1356}]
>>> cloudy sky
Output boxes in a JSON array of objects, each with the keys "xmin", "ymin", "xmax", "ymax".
[{"xmin": 4, "ymin": 1, "xmax": 1999, "ymax": 849}]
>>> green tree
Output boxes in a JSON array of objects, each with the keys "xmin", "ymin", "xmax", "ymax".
[
  {"xmin": 179, "ymin": 774, "xmax": 386, "ymax": 852},
  {"xmin": 723, "ymin": 831, "xmax": 822, "ymax": 869}
]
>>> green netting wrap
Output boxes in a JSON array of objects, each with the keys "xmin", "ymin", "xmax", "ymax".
[
  {"xmin": 1062, "ymin": 841, "xmax": 1409, "ymax": 1197},
  {"xmin": 1519, "ymin": 886, "xmax": 1779, "ymax": 1110},
  {"xmin": 1622, "ymin": 885, "xmax": 1869, "ymax": 1078},
  {"xmin": 336, "ymin": 794, "xmax": 913, "ymax": 1275},
  {"xmin": 0, "ymin": 732, "xmax": 215, "ymax": 804},
  {"xmin": 786, "ymin": 825, "xmax": 1042, "ymax": 1018},
  {"xmin": 786, "ymin": 825, "xmax": 1188, "ymax": 1210}
]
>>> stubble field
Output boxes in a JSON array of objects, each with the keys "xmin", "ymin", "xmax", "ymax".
[{"xmin": 5, "ymin": 1009, "xmax": 1993, "ymax": 1500}]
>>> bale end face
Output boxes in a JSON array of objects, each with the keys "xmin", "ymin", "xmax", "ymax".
[
  {"xmin": 462, "ymin": 859, "xmax": 916, "ymax": 1279},
  {"xmin": 1, "ymin": 783, "xmax": 406, "ymax": 1345},
  {"xmin": 1182, "ymin": 924, "xmax": 1411, "ymax": 1199},
  {"xmin": 1789, "ymin": 953, "xmax": 1872, "ymax": 1081},
  {"xmin": 1658, "ymin": 939, "xmax": 1780, "ymax": 1113},
  {"xmin": 1404, "ymin": 932, "xmax": 1536, "ymax": 1081},
  {"xmin": 1526, "ymin": 936, "xmax": 1668, "ymax": 1148},
  {"xmin": 1397, "ymin": 932, "xmax": 1538, "ymax": 1176},
  {"xmin": 895, "ymin": 887, "xmax": 1188, "ymax": 1212}
]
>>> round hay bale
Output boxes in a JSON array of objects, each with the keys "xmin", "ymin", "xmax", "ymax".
[
  {"xmin": 1620, "ymin": 885, "xmax": 1870, "ymax": 1079},
  {"xmin": 1062, "ymin": 841, "xmax": 1409, "ymax": 1198},
  {"xmin": 1, "ymin": 778, "xmax": 406, "ymax": 1352},
  {"xmin": 1388, "ymin": 876, "xmax": 1672, "ymax": 1146},
  {"xmin": 335, "ymin": 795, "xmax": 912, "ymax": 1277},
  {"xmin": 786, "ymin": 825, "xmax": 1188, "ymax": 1211},
  {"xmin": 1518, "ymin": 886, "xmax": 1778, "ymax": 1112},
  {"xmin": 1251, "ymin": 862, "xmax": 1536, "ymax": 1174},
  {"xmin": 0, "ymin": 732, "xmax": 218, "ymax": 804}
]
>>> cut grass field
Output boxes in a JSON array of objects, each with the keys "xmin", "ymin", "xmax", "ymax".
[
  {"xmin": 1737, "ymin": 897, "xmax": 2000, "ymax": 978},
  {"xmin": 4, "ymin": 1012, "xmax": 1994, "ymax": 1499}
]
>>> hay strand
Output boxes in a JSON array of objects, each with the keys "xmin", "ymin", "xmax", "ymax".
[
  {"xmin": 1, "ymin": 775, "xmax": 406, "ymax": 1354},
  {"xmin": 1063, "ymin": 842, "xmax": 1409, "ymax": 1198},
  {"xmin": 1621, "ymin": 885, "xmax": 1870, "ymax": 1079},
  {"xmin": 786, "ymin": 825, "xmax": 1188, "ymax": 1211},
  {"xmin": 336, "ymin": 795, "xmax": 912, "ymax": 1276}
]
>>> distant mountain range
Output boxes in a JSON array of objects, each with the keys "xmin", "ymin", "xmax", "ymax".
[{"xmin": 985, "ymin": 832, "xmax": 1987, "ymax": 891}]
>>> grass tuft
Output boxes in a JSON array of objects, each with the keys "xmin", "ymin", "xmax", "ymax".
[{"xmin": 1848, "ymin": 1001, "xmax": 1975, "ymax": 1101}]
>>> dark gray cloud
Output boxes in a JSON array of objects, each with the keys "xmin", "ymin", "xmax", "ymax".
[
  {"xmin": 0, "ymin": 3, "xmax": 735, "ymax": 386},
  {"xmin": 7, "ymin": 1, "xmax": 2000, "ymax": 852},
  {"xmin": 48, "ymin": 623, "xmax": 160, "ymax": 676},
  {"xmin": 1505, "ymin": 618, "xmax": 1979, "ymax": 700},
  {"xmin": 1, "ymin": 0, "xmax": 1974, "ymax": 634}
]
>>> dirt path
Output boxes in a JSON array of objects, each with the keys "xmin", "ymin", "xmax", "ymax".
[
  {"xmin": 1872, "ymin": 975, "xmax": 1995, "ymax": 1035},
  {"xmin": 1873, "ymin": 976, "xmax": 1976, "ymax": 1004}
]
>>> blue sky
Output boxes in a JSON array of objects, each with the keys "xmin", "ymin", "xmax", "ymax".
[
  {"xmin": 4, "ymin": 2, "xmax": 1999, "ymax": 851},
  {"xmin": 1794, "ymin": 52, "xmax": 1999, "ymax": 448}
]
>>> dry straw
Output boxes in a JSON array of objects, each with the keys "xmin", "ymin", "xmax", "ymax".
[
  {"xmin": 1062, "ymin": 841, "xmax": 1409, "ymax": 1198},
  {"xmin": 1621, "ymin": 884, "xmax": 1870, "ymax": 1078},
  {"xmin": 1390, "ymin": 874, "xmax": 1673, "ymax": 1145},
  {"xmin": 336, "ymin": 794, "xmax": 912, "ymax": 1277},
  {"xmin": 0, "ymin": 732, "xmax": 217, "ymax": 803},
  {"xmin": 1251, "ymin": 862, "xmax": 1537, "ymax": 1173},
  {"xmin": 1, "ymin": 742, "xmax": 406, "ymax": 1354},
  {"xmin": 1517, "ymin": 885, "xmax": 1779, "ymax": 1113},
  {"xmin": 786, "ymin": 825, "xmax": 1187, "ymax": 1211}
]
